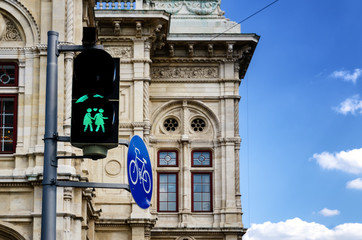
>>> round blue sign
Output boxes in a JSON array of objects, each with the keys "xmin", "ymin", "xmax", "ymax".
[{"xmin": 127, "ymin": 135, "xmax": 153, "ymax": 209}]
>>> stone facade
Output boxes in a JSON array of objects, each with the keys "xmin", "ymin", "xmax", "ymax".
[{"xmin": 0, "ymin": 0, "xmax": 258, "ymax": 239}]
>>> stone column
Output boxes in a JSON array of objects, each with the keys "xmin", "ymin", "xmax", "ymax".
[
  {"xmin": 181, "ymin": 101, "xmax": 191, "ymax": 226},
  {"xmin": 132, "ymin": 39, "xmax": 145, "ymax": 137},
  {"xmin": 64, "ymin": 0, "xmax": 74, "ymax": 135},
  {"xmin": 143, "ymin": 41, "xmax": 151, "ymax": 145},
  {"xmin": 63, "ymin": 187, "xmax": 73, "ymax": 240}
]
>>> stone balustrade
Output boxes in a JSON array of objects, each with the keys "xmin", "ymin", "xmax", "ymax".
[{"xmin": 95, "ymin": 0, "xmax": 141, "ymax": 10}]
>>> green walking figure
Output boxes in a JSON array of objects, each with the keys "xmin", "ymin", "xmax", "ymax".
[
  {"xmin": 83, "ymin": 108, "xmax": 95, "ymax": 132},
  {"xmin": 94, "ymin": 108, "xmax": 108, "ymax": 133}
]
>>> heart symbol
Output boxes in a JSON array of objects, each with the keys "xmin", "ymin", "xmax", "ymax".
[{"xmin": 93, "ymin": 108, "xmax": 98, "ymax": 111}]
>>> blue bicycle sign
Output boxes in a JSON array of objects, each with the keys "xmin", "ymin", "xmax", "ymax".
[
  {"xmin": 127, "ymin": 135, "xmax": 153, "ymax": 209},
  {"xmin": 128, "ymin": 148, "xmax": 152, "ymax": 194}
]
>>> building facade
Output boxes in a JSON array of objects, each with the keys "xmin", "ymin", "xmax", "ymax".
[{"xmin": 0, "ymin": 0, "xmax": 258, "ymax": 239}]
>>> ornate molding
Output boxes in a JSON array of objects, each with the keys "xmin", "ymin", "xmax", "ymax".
[
  {"xmin": 151, "ymin": 78, "xmax": 219, "ymax": 84},
  {"xmin": 0, "ymin": 182, "xmax": 32, "ymax": 187},
  {"xmin": 119, "ymin": 123, "xmax": 133, "ymax": 128},
  {"xmin": 0, "ymin": 13, "xmax": 22, "ymax": 41},
  {"xmin": 132, "ymin": 122, "xmax": 146, "ymax": 128},
  {"xmin": 152, "ymin": 58, "xmax": 223, "ymax": 63},
  {"xmin": 153, "ymin": 1, "xmax": 183, "ymax": 14},
  {"xmin": 105, "ymin": 46, "xmax": 132, "ymax": 58},
  {"xmin": 2, "ymin": 0, "xmax": 41, "ymax": 43},
  {"xmin": 152, "ymin": 227, "xmax": 246, "ymax": 236},
  {"xmin": 151, "ymin": 0, "xmax": 223, "ymax": 16},
  {"xmin": 151, "ymin": 66, "xmax": 218, "ymax": 79},
  {"xmin": 64, "ymin": 187, "xmax": 73, "ymax": 200},
  {"xmin": 218, "ymin": 137, "xmax": 241, "ymax": 144},
  {"xmin": 132, "ymin": 58, "xmax": 152, "ymax": 63},
  {"xmin": 185, "ymin": 0, "xmax": 219, "ymax": 15}
]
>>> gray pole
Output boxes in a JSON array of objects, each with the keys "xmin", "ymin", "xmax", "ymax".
[{"xmin": 41, "ymin": 31, "xmax": 59, "ymax": 240}]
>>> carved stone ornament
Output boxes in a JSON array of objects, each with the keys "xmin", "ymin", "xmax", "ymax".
[
  {"xmin": 105, "ymin": 46, "xmax": 132, "ymax": 58},
  {"xmin": 151, "ymin": 66, "xmax": 218, "ymax": 79},
  {"xmin": 153, "ymin": 1, "xmax": 183, "ymax": 14},
  {"xmin": 185, "ymin": 0, "xmax": 219, "ymax": 15},
  {"xmin": 151, "ymin": 0, "xmax": 222, "ymax": 15},
  {"xmin": 105, "ymin": 160, "xmax": 122, "ymax": 176},
  {"xmin": 0, "ymin": 13, "xmax": 22, "ymax": 41}
]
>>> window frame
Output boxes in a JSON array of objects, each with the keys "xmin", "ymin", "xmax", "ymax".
[
  {"xmin": 0, "ymin": 94, "xmax": 17, "ymax": 154},
  {"xmin": 157, "ymin": 172, "xmax": 179, "ymax": 213},
  {"xmin": 158, "ymin": 150, "xmax": 179, "ymax": 167},
  {"xmin": 0, "ymin": 62, "xmax": 19, "ymax": 87},
  {"xmin": 191, "ymin": 172, "xmax": 213, "ymax": 212},
  {"xmin": 191, "ymin": 150, "xmax": 212, "ymax": 167}
]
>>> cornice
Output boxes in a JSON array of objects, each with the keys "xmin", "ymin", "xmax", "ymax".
[
  {"xmin": 152, "ymin": 58, "xmax": 223, "ymax": 63},
  {"xmin": 218, "ymin": 137, "xmax": 241, "ymax": 145},
  {"xmin": 151, "ymin": 227, "xmax": 247, "ymax": 236},
  {"xmin": 151, "ymin": 78, "xmax": 241, "ymax": 84},
  {"xmin": 0, "ymin": 181, "xmax": 32, "ymax": 187},
  {"xmin": 95, "ymin": 218, "xmax": 156, "ymax": 228},
  {"xmin": 151, "ymin": 79, "xmax": 219, "ymax": 83}
]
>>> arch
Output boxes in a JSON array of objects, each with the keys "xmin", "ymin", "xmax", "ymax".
[
  {"xmin": 0, "ymin": 0, "xmax": 40, "ymax": 46},
  {"xmin": 151, "ymin": 100, "xmax": 221, "ymax": 138},
  {"xmin": 177, "ymin": 237, "xmax": 195, "ymax": 240},
  {"xmin": 0, "ymin": 221, "xmax": 28, "ymax": 240}
]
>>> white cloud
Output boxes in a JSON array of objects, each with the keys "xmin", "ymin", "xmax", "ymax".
[
  {"xmin": 319, "ymin": 208, "xmax": 340, "ymax": 217},
  {"xmin": 334, "ymin": 95, "xmax": 362, "ymax": 115},
  {"xmin": 312, "ymin": 148, "xmax": 362, "ymax": 174},
  {"xmin": 244, "ymin": 218, "xmax": 362, "ymax": 240},
  {"xmin": 347, "ymin": 178, "xmax": 362, "ymax": 190},
  {"xmin": 331, "ymin": 68, "xmax": 362, "ymax": 84}
]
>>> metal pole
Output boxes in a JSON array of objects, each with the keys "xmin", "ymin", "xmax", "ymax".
[{"xmin": 41, "ymin": 31, "xmax": 59, "ymax": 240}]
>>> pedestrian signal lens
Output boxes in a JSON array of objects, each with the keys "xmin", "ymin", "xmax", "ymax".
[{"xmin": 71, "ymin": 94, "xmax": 115, "ymax": 143}]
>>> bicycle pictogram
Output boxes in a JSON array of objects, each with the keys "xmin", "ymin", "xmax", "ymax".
[{"xmin": 128, "ymin": 147, "xmax": 152, "ymax": 194}]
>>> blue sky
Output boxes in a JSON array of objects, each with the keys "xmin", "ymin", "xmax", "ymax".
[{"xmin": 220, "ymin": 0, "xmax": 362, "ymax": 239}]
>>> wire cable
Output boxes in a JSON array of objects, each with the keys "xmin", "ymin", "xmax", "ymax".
[{"xmin": 211, "ymin": 0, "xmax": 280, "ymax": 40}]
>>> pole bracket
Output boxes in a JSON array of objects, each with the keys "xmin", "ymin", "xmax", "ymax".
[{"xmin": 57, "ymin": 181, "xmax": 130, "ymax": 192}]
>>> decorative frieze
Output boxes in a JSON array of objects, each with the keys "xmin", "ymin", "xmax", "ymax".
[
  {"xmin": 105, "ymin": 46, "xmax": 132, "ymax": 58},
  {"xmin": 151, "ymin": 0, "xmax": 223, "ymax": 16},
  {"xmin": 151, "ymin": 66, "xmax": 218, "ymax": 79}
]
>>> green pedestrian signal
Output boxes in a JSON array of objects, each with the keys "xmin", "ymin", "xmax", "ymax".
[{"xmin": 70, "ymin": 48, "xmax": 119, "ymax": 159}]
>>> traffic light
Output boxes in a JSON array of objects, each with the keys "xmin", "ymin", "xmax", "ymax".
[{"xmin": 71, "ymin": 48, "xmax": 119, "ymax": 159}]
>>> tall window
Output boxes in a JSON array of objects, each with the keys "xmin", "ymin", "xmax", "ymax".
[
  {"xmin": 0, "ymin": 96, "xmax": 17, "ymax": 153},
  {"xmin": 0, "ymin": 63, "xmax": 18, "ymax": 154},
  {"xmin": 158, "ymin": 173, "xmax": 178, "ymax": 212},
  {"xmin": 191, "ymin": 150, "xmax": 213, "ymax": 212},
  {"xmin": 192, "ymin": 173, "xmax": 212, "ymax": 212},
  {"xmin": 158, "ymin": 150, "xmax": 179, "ymax": 212}
]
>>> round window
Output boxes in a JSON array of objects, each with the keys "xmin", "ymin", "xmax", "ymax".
[
  {"xmin": 163, "ymin": 118, "xmax": 179, "ymax": 132},
  {"xmin": 191, "ymin": 118, "xmax": 206, "ymax": 132}
]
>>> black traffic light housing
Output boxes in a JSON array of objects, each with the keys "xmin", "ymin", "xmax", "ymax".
[{"xmin": 71, "ymin": 47, "xmax": 119, "ymax": 159}]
